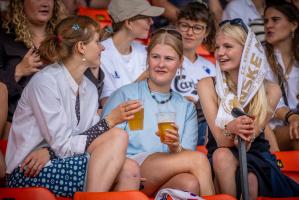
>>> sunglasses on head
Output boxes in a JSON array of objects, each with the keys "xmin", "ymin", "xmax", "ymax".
[
  {"xmin": 219, "ymin": 18, "xmax": 248, "ymax": 33},
  {"xmin": 151, "ymin": 27, "xmax": 183, "ymax": 41}
]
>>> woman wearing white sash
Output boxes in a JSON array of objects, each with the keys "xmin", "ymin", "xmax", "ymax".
[{"xmin": 197, "ymin": 19, "xmax": 299, "ymax": 199}]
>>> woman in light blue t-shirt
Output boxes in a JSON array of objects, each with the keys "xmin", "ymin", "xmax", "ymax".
[{"xmin": 102, "ymin": 28, "xmax": 215, "ymax": 197}]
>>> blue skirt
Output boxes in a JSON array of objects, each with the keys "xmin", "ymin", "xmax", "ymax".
[{"xmin": 6, "ymin": 153, "xmax": 88, "ymax": 197}]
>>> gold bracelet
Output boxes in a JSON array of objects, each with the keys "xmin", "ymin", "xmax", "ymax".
[
  {"xmin": 104, "ymin": 116, "xmax": 113, "ymax": 129},
  {"xmin": 223, "ymin": 124, "xmax": 232, "ymax": 137}
]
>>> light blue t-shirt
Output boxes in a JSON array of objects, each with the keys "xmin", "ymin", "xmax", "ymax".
[{"xmin": 101, "ymin": 80, "xmax": 198, "ymax": 156}]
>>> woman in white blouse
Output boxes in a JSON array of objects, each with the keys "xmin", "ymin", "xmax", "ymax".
[
  {"xmin": 5, "ymin": 16, "xmax": 143, "ymax": 197},
  {"xmin": 264, "ymin": 2, "xmax": 299, "ymax": 150}
]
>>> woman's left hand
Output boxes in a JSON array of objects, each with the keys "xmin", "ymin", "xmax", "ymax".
[
  {"xmin": 156, "ymin": 124, "xmax": 182, "ymax": 153},
  {"xmin": 20, "ymin": 148, "xmax": 50, "ymax": 177},
  {"xmin": 288, "ymin": 114, "xmax": 299, "ymax": 140}
]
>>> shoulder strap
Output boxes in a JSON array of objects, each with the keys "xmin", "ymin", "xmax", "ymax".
[{"xmin": 275, "ymin": 58, "xmax": 289, "ymax": 107}]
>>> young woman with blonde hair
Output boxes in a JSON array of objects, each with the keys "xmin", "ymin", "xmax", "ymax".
[
  {"xmin": 102, "ymin": 28, "xmax": 215, "ymax": 197},
  {"xmin": 198, "ymin": 19, "xmax": 299, "ymax": 199}
]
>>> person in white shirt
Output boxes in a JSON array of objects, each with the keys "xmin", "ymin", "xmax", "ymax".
[
  {"xmin": 172, "ymin": 2, "xmax": 216, "ymax": 145},
  {"xmin": 222, "ymin": 0, "xmax": 265, "ymax": 25},
  {"xmin": 99, "ymin": 0, "xmax": 164, "ymax": 105},
  {"xmin": 222, "ymin": 0, "xmax": 266, "ymax": 44},
  {"xmin": 5, "ymin": 16, "xmax": 143, "ymax": 197},
  {"xmin": 264, "ymin": 2, "xmax": 299, "ymax": 150}
]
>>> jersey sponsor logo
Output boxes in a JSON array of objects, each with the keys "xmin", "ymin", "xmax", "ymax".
[
  {"xmin": 174, "ymin": 75, "xmax": 197, "ymax": 95},
  {"xmin": 112, "ymin": 71, "xmax": 120, "ymax": 79}
]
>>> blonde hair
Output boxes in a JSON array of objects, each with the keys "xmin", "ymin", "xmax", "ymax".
[
  {"xmin": 147, "ymin": 29, "xmax": 183, "ymax": 60},
  {"xmin": 39, "ymin": 16, "xmax": 100, "ymax": 63},
  {"xmin": 218, "ymin": 23, "xmax": 270, "ymax": 127},
  {"xmin": 2, "ymin": 0, "xmax": 66, "ymax": 48}
]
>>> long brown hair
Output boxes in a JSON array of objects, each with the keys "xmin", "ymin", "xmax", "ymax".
[
  {"xmin": 2, "ymin": 0, "xmax": 66, "ymax": 48},
  {"xmin": 39, "ymin": 16, "xmax": 100, "ymax": 63},
  {"xmin": 264, "ymin": 2, "xmax": 299, "ymax": 79}
]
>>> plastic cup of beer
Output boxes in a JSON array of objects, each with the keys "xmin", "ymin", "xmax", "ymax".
[
  {"xmin": 128, "ymin": 101, "xmax": 144, "ymax": 131},
  {"xmin": 156, "ymin": 112, "xmax": 176, "ymax": 142}
]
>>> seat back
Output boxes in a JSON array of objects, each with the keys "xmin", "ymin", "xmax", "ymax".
[
  {"xmin": 0, "ymin": 139, "xmax": 7, "ymax": 155},
  {"xmin": 74, "ymin": 191, "xmax": 150, "ymax": 200},
  {"xmin": 274, "ymin": 150, "xmax": 299, "ymax": 184},
  {"xmin": 77, "ymin": 7, "xmax": 112, "ymax": 29},
  {"xmin": 0, "ymin": 187, "xmax": 57, "ymax": 200}
]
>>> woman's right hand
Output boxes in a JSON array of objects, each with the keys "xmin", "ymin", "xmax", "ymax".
[
  {"xmin": 15, "ymin": 47, "xmax": 43, "ymax": 82},
  {"xmin": 20, "ymin": 148, "xmax": 50, "ymax": 177},
  {"xmin": 226, "ymin": 115, "xmax": 255, "ymax": 142},
  {"xmin": 106, "ymin": 100, "xmax": 143, "ymax": 127}
]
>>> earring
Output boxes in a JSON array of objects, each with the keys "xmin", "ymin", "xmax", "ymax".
[
  {"xmin": 291, "ymin": 31, "xmax": 295, "ymax": 39},
  {"xmin": 179, "ymin": 67, "xmax": 183, "ymax": 80},
  {"xmin": 82, "ymin": 58, "xmax": 86, "ymax": 62}
]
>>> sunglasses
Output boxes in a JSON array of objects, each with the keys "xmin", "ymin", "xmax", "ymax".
[
  {"xmin": 151, "ymin": 27, "xmax": 183, "ymax": 41},
  {"xmin": 219, "ymin": 18, "xmax": 248, "ymax": 33}
]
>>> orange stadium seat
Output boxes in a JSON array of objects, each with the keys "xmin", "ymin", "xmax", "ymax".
[
  {"xmin": 0, "ymin": 139, "xmax": 7, "ymax": 155},
  {"xmin": 77, "ymin": 7, "xmax": 112, "ymax": 29},
  {"xmin": 274, "ymin": 150, "xmax": 299, "ymax": 184},
  {"xmin": 0, "ymin": 187, "xmax": 57, "ymax": 200},
  {"xmin": 78, "ymin": 7, "xmax": 111, "ymax": 22},
  {"xmin": 196, "ymin": 45, "xmax": 215, "ymax": 64},
  {"xmin": 74, "ymin": 191, "xmax": 150, "ymax": 200},
  {"xmin": 197, "ymin": 145, "xmax": 208, "ymax": 154}
]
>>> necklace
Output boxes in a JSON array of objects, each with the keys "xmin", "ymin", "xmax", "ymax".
[
  {"xmin": 147, "ymin": 80, "xmax": 173, "ymax": 104},
  {"xmin": 151, "ymin": 90, "xmax": 173, "ymax": 104}
]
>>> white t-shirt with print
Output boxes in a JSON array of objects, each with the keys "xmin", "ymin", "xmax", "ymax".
[
  {"xmin": 100, "ymin": 37, "xmax": 147, "ymax": 99},
  {"xmin": 171, "ymin": 56, "xmax": 216, "ymax": 102}
]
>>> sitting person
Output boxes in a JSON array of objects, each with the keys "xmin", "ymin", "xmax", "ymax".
[
  {"xmin": 99, "ymin": 0, "xmax": 164, "ymax": 105},
  {"xmin": 264, "ymin": 1, "xmax": 299, "ymax": 150},
  {"xmin": 197, "ymin": 18, "xmax": 299, "ymax": 199},
  {"xmin": 172, "ymin": 1, "xmax": 216, "ymax": 145},
  {"xmin": 102, "ymin": 28, "xmax": 215, "ymax": 196},
  {"xmin": 0, "ymin": 0, "xmax": 65, "ymax": 123},
  {"xmin": 5, "ymin": 16, "xmax": 143, "ymax": 197}
]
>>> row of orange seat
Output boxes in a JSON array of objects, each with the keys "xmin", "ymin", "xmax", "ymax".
[
  {"xmin": 0, "ymin": 187, "xmax": 239, "ymax": 200},
  {"xmin": 1, "ymin": 140, "xmax": 299, "ymax": 199},
  {"xmin": 1, "ymin": 187, "xmax": 299, "ymax": 200}
]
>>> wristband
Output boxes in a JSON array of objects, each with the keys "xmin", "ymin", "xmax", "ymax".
[
  {"xmin": 285, "ymin": 110, "xmax": 295, "ymax": 124},
  {"xmin": 224, "ymin": 124, "xmax": 232, "ymax": 137},
  {"xmin": 103, "ymin": 116, "xmax": 112, "ymax": 129}
]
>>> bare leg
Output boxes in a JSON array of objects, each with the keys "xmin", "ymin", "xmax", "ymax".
[
  {"xmin": 275, "ymin": 126, "xmax": 299, "ymax": 150},
  {"xmin": 213, "ymin": 148, "xmax": 238, "ymax": 197},
  {"xmin": 0, "ymin": 82, "xmax": 8, "ymax": 138},
  {"xmin": 264, "ymin": 125, "xmax": 280, "ymax": 152},
  {"xmin": 86, "ymin": 128, "xmax": 128, "ymax": 192},
  {"xmin": 140, "ymin": 151, "xmax": 214, "ymax": 196},
  {"xmin": 113, "ymin": 158, "xmax": 141, "ymax": 191},
  {"xmin": 248, "ymin": 172, "xmax": 258, "ymax": 200},
  {"xmin": 159, "ymin": 173, "xmax": 200, "ymax": 194}
]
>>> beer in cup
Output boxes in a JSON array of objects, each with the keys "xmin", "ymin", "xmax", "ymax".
[
  {"xmin": 128, "ymin": 101, "xmax": 144, "ymax": 131},
  {"xmin": 156, "ymin": 112, "xmax": 176, "ymax": 142}
]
